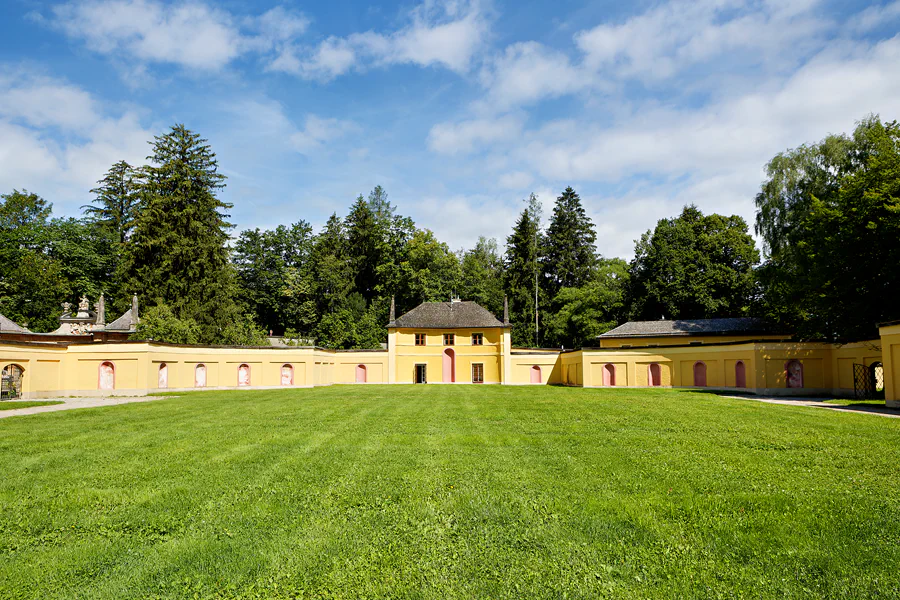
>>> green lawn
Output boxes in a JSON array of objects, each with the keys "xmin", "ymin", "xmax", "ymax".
[
  {"xmin": 1, "ymin": 386, "xmax": 899, "ymax": 599},
  {"xmin": 0, "ymin": 400, "xmax": 64, "ymax": 411}
]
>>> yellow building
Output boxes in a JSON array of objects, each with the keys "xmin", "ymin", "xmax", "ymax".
[
  {"xmin": 0, "ymin": 304, "xmax": 895, "ymax": 403},
  {"xmin": 387, "ymin": 298, "xmax": 510, "ymax": 384}
]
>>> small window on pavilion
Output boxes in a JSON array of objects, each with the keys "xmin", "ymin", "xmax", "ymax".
[
  {"xmin": 415, "ymin": 333, "xmax": 426, "ymax": 346},
  {"xmin": 472, "ymin": 333, "xmax": 483, "ymax": 346},
  {"xmin": 443, "ymin": 333, "xmax": 455, "ymax": 346}
]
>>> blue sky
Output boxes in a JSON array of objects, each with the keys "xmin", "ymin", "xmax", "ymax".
[{"xmin": 2, "ymin": 0, "xmax": 899, "ymax": 258}]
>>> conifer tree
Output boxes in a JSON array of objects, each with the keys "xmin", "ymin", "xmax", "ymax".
[
  {"xmin": 83, "ymin": 160, "xmax": 139, "ymax": 244},
  {"xmin": 346, "ymin": 196, "xmax": 386, "ymax": 301},
  {"xmin": 541, "ymin": 187, "xmax": 597, "ymax": 299},
  {"xmin": 504, "ymin": 195, "xmax": 543, "ymax": 347},
  {"xmin": 121, "ymin": 124, "xmax": 238, "ymax": 343},
  {"xmin": 310, "ymin": 213, "xmax": 354, "ymax": 315}
]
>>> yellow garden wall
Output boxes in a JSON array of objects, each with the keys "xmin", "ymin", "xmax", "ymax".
[
  {"xmin": 879, "ymin": 324, "xmax": 900, "ymax": 406},
  {"xmin": 509, "ymin": 351, "xmax": 562, "ymax": 384},
  {"xmin": 0, "ymin": 342, "xmax": 391, "ymax": 398},
  {"xmin": 1, "ymin": 331, "xmax": 894, "ymax": 399}
]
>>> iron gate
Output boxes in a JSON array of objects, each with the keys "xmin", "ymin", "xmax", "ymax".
[
  {"xmin": 1, "ymin": 364, "xmax": 23, "ymax": 399},
  {"xmin": 853, "ymin": 363, "xmax": 885, "ymax": 400}
]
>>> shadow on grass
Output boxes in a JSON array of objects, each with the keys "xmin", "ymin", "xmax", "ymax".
[{"xmin": 678, "ymin": 389, "xmax": 900, "ymax": 418}]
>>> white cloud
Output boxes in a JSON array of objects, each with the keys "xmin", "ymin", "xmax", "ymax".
[
  {"xmin": 497, "ymin": 171, "xmax": 533, "ymax": 190},
  {"xmin": 412, "ymin": 194, "xmax": 520, "ymax": 251},
  {"xmin": 469, "ymin": 0, "xmax": 829, "ymax": 115},
  {"xmin": 519, "ymin": 35, "xmax": 900, "ymax": 182},
  {"xmin": 270, "ymin": 36, "xmax": 358, "ymax": 80},
  {"xmin": 224, "ymin": 98, "xmax": 359, "ymax": 157},
  {"xmin": 427, "ymin": 115, "xmax": 522, "ymax": 154},
  {"xmin": 380, "ymin": 3, "xmax": 488, "ymax": 72},
  {"xmin": 290, "ymin": 115, "xmax": 359, "ymax": 154},
  {"xmin": 479, "ymin": 42, "xmax": 592, "ymax": 110},
  {"xmin": 270, "ymin": 0, "xmax": 490, "ymax": 80},
  {"xmin": 848, "ymin": 1, "xmax": 900, "ymax": 33},
  {"xmin": 50, "ymin": 1, "xmax": 308, "ymax": 72},
  {"xmin": 0, "ymin": 74, "xmax": 97, "ymax": 131},
  {"xmin": 574, "ymin": 0, "xmax": 827, "ymax": 81},
  {"xmin": 0, "ymin": 71, "xmax": 152, "ymax": 211}
]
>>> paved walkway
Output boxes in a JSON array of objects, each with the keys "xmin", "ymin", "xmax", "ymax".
[
  {"xmin": 723, "ymin": 394, "xmax": 900, "ymax": 419},
  {"xmin": 0, "ymin": 396, "xmax": 160, "ymax": 420}
]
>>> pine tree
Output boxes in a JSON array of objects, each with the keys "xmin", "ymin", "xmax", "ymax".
[
  {"xmin": 83, "ymin": 160, "xmax": 139, "ymax": 244},
  {"xmin": 367, "ymin": 185, "xmax": 395, "ymax": 227},
  {"xmin": 346, "ymin": 196, "xmax": 386, "ymax": 301},
  {"xmin": 504, "ymin": 195, "xmax": 543, "ymax": 347},
  {"xmin": 121, "ymin": 124, "xmax": 238, "ymax": 343},
  {"xmin": 311, "ymin": 213, "xmax": 354, "ymax": 315},
  {"xmin": 542, "ymin": 187, "xmax": 597, "ymax": 300}
]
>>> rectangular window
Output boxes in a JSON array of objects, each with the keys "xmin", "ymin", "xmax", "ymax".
[
  {"xmin": 443, "ymin": 333, "xmax": 455, "ymax": 346},
  {"xmin": 415, "ymin": 333, "xmax": 426, "ymax": 346},
  {"xmin": 472, "ymin": 333, "xmax": 483, "ymax": 346},
  {"xmin": 472, "ymin": 363, "xmax": 484, "ymax": 383}
]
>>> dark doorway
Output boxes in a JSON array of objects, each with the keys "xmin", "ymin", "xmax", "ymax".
[{"xmin": 415, "ymin": 364, "xmax": 427, "ymax": 384}]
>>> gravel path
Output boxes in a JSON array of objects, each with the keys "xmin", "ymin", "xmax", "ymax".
[
  {"xmin": 723, "ymin": 395, "xmax": 900, "ymax": 419},
  {"xmin": 0, "ymin": 396, "xmax": 161, "ymax": 420}
]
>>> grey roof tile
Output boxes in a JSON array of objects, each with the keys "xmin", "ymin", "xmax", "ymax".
[
  {"xmin": 390, "ymin": 301, "xmax": 504, "ymax": 329},
  {"xmin": 105, "ymin": 308, "xmax": 137, "ymax": 332},
  {"xmin": 0, "ymin": 314, "xmax": 29, "ymax": 333},
  {"xmin": 599, "ymin": 317, "xmax": 780, "ymax": 338}
]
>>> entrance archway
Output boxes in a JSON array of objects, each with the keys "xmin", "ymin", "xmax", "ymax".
[
  {"xmin": 648, "ymin": 363, "xmax": 661, "ymax": 387},
  {"xmin": 531, "ymin": 365, "xmax": 542, "ymax": 383},
  {"xmin": 1, "ymin": 364, "xmax": 24, "ymax": 398},
  {"xmin": 443, "ymin": 348, "xmax": 455, "ymax": 383},
  {"xmin": 356, "ymin": 364, "xmax": 367, "ymax": 383},
  {"xmin": 693, "ymin": 361, "xmax": 707, "ymax": 387}
]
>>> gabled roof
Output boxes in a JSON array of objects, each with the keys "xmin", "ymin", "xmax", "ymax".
[
  {"xmin": 105, "ymin": 308, "xmax": 137, "ymax": 332},
  {"xmin": 0, "ymin": 314, "xmax": 29, "ymax": 333},
  {"xmin": 599, "ymin": 317, "xmax": 779, "ymax": 338},
  {"xmin": 389, "ymin": 301, "xmax": 505, "ymax": 329}
]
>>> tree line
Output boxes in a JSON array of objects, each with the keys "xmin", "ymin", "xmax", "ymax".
[{"xmin": 1, "ymin": 116, "xmax": 898, "ymax": 347}]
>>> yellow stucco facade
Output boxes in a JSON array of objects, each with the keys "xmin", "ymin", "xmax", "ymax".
[
  {"xmin": 880, "ymin": 323, "xmax": 900, "ymax": 406},
  {"xmin": 0, "ymin": 306, "xmax": 895, "ymax": 401},
  {"xmin": 0, "ymin": 341, "xmax": 391, "ymax": 398}
]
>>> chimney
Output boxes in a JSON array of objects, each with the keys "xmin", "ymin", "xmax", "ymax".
[{"xmin": 503, "ymin": 295, "xmax": 509, "ymax": 325}]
